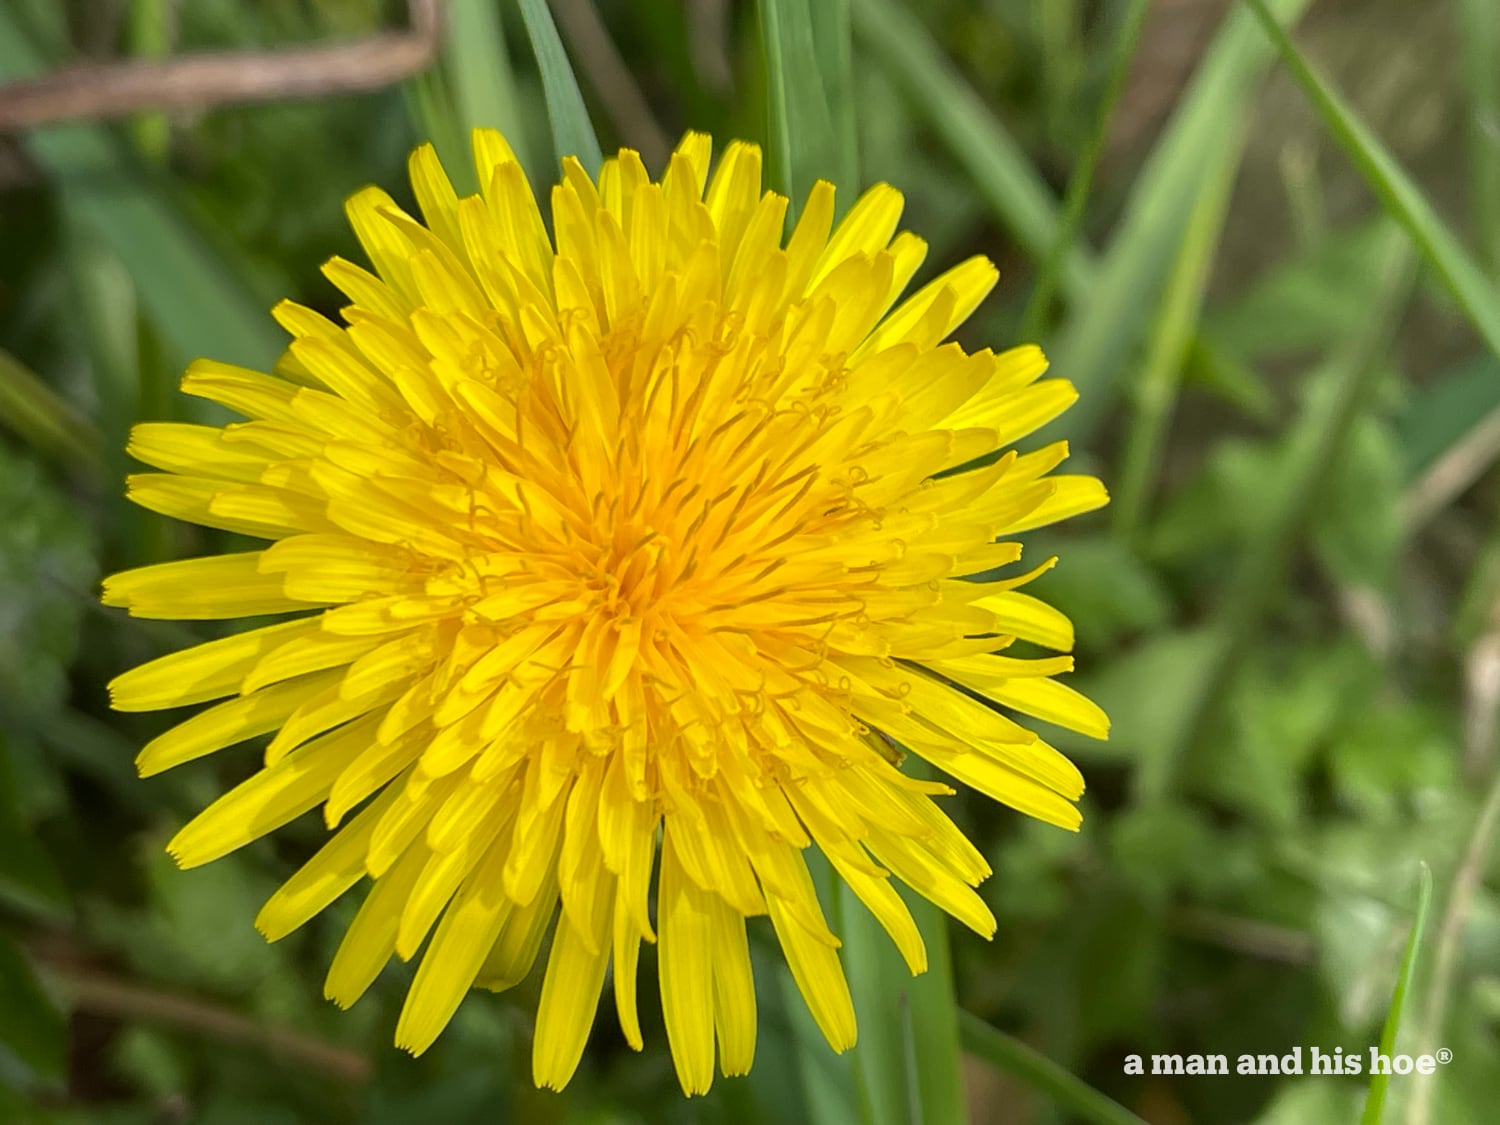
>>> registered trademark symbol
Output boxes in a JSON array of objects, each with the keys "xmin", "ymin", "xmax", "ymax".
[{"xmin": 1436, "ymin": 1048, "xmax": 1453, "ymax": 1064}]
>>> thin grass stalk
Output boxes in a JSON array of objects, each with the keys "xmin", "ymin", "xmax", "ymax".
[
  {"xmin": 1019, "ymin": 0, "xmax": 1151, "ymax": 341},
  {"xmin": 448, "ymin": 0, "xmax": 535, "ymax": 178},
  {"xmin": 1113, "ymin": 125, "xmax": 1242, "ymax": 540},
  {"xmin": 959, "ymin": 1012, "xmax": 1150, "ymax": 1125},
  {"xmin": 1362, "ymin": 865, "xmax": 1432, "ymax": 1125},
  {"xmin": 517, "ymin": 0, "xmax": 603, "ymax": 175}
]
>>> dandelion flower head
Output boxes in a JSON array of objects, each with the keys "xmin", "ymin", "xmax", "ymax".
[{"xmin": 104, "ymin": 130, "xmax": 1109, "ymax": 1094}]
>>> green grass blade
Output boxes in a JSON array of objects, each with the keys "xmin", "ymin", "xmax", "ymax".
[
  {"xmin": 1019, "ymin": 0, "xmax": 1150, "ymax": 340},
  {"xmin": 852, "ymin": 0, "xmax": 1093, "ymax": 297},
  {"xmin": 517, "ymin": 0, "xmax": 603, "ymax": 176},
  {"xmin": 839, "ymin": 881, "xmax": 967, "ymax": 1125},
  {"xmin": 0, "ymin": 348, "xmax": 102, "ymax": 472},
  {"xmin": 1245, "ymin": 0, "xmax": 1500, "ymax": 363},
  {"xmin": 890, "ymin": 759, "xmax": 969, "ymax": 1125},
  {"xmin": 758, "ymin": 0, "xmax": 840, "ymax": 216},
  {"xmin": 959, "ymin": 1012, "xmax": 1149, "ymax": 1125},
  {"xmin": 782, "ymin": 972, "xmax": 863, "ymax": 1125},
  {"xmin": 448, "ymin": 0, "xmax": 535, "ymax": 178},
  {"xmin": 837, "ymin": 856, "xmax": 908, "ymax": 1120},
  {"xmin": 1113, "ymin": 125, "xmax": 1242, "ymax": 539},
  {"xmin": 1359, "ymin": 863, "xmax": 1433, "ymax": 1125},
  {"xmin": 1049, "ymin": 0, "xmax": 1313, "ymax": 441},
  {"xmin": 1459, "ymin": 0, "xmax": 1500, "ymax": 275},
  {"xmin": 902, "ymin": 899, "xmax": 967, "ymax": 1125},
  {"xmin": 0, "ymin": 13, "xmax": 282, "ymax": 373},
  {"xmin": 407, "ymin": 66, "xmax": 474, "ymax": 195},
  {"xmin": 808, "ymin": 0, "xmax": 858, "ymax": 193},
  {"xmin": 784, "ymin": 857, "xmax": 865, "ymax": 1125},
  {"xmin": 1247, "ymin": 0, "xmax": 1500, "ymax": 526},
  {"xmin": 1184, "ymin": 334, "xmax": 1277, "ymax": 421}
]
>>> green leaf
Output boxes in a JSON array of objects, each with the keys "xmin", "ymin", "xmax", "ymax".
[
  {"xmin": 1360, "ymin": 865, "xmax": 1433, "ymax": 1125},
  {"xmin": 1109, "ymin": 804, "xmax": 1225, "ymax": 902},
  {"xmin": 108, "ymin": 1026, "xmax": 190, "ymax": 1102},
  {"xmin": 0, "ymin": 933, "xmax": 66, "ymax": 1082},
  {"xmin": 1054, "ymin": 629, "xmax": 1218, "ymax": 767},
  {"xmin": 1205, "ymin": 220, "xmax": 1408, "ymax": 363},
  {"xmin": 1211, "ymin": 642, "xmax": 1378, "ymax": 830},
  {"xmin": 0, "ymin": 12, "xmax": 281, "ymax": 374},
  {"xmin": 959, "ymin": 1011, "xmax": 1149, "ymax": 1125},
  {"xmin": 1313, "ymin": 411, "xmax": 1405, "ymax": 590},
  {"xmin": 516, "ymin": 0, "xmax": 603, "ymax": 177},
  {"xmin": 762, "ymin": 4, "xmax": 907, "ymax": 1115},
  {"xmin": 851, "ymin": 0, "xmax": 1093, "ymax": 296},
  {"xmin": 1048, "ymin": 0, "xmax": 1314, "ymax": 441},
  {"xmin": 1329, "ymin": 702, "xmax": 1456, "ymax": 824},
  {"xmin": 1147, "ymin": 437, "xmax": 1287, "ymax": 563}
]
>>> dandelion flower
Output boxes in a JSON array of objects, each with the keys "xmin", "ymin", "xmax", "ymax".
[{"xmin": 104, "ymin": 130, "xmax": 1109, "ymax": 1094}]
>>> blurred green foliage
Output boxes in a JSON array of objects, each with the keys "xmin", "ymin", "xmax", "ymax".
[{"xmin": 1, "ymin": 1, "xmax": 1498, "ymax": 1123}]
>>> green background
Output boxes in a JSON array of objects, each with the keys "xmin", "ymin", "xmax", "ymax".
[{"xmin": 1, "ymin": 1, "xmax": 1497, "ymax": 1122}]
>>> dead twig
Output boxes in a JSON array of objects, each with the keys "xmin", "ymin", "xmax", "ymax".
[
  {"xmin": 55, "ymin": 966, "xmax": 373, "ymax": 1084},
  {"xmin": 0, "ymin": 0, "xmax": 443, "ymax": 130},
  {"xmin": 1402, "ymin": 399, "xmax": 1500, "ymax": 534},
  {"xmin": 687, "ymin": 0, "xmax": 734, "ymax": 95},
  {"xmin": 1168, "ymin": 905, "xmax": 1317, "ymax": 966},
  {"xmin": 1464, "ymin": 631, "xmax": 1500, "ymax": 777}
]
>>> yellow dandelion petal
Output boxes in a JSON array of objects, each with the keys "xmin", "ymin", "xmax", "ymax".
[{"xmin": 104, "ymin": 129, "xmax": 1109, "ymax": 1095}]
